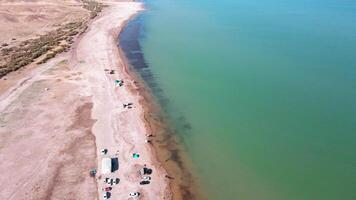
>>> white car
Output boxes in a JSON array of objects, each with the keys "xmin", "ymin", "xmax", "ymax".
[
  {"xmin": 142, "ymin": 176, "xmax": 151, "ymax": 181},
  {"xmin": 129, "ymin": 192, "xmax": 140, "ymax": 197}
]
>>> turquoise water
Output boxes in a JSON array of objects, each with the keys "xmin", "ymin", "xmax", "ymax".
[{"xmin": 135, "ymin": 0, "xmax": 356, "ymax": 199}]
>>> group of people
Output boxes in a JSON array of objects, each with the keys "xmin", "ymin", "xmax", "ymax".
[{"xmin": 98, "ymin": 148, "xmax": 155, "ymax": 199}]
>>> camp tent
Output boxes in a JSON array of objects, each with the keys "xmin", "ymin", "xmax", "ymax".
[{"xmin": 101, "ymin": 158, "xmax": 112, "ymax": 174}]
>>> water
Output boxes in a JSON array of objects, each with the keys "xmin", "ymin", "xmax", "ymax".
[{"xmin": 122, "ymin": 0, "xmax": 356, "ymax": 199}]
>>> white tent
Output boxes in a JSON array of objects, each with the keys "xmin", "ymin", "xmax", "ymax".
[{"xmin": 101, "ymin": 158, "xmax": 112, "ymax": 174}]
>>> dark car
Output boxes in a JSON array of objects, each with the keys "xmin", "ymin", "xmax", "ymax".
[
  {"xmin": 103, "ymin": 192, "xmax": 111, "ymax": 199},
  {"xmin": 139, "ymin": 180, "xmax": 150, "ymax": 185},
  {"xmin": 142, "ymin": 167, "xmax": 152, "ymax": 175}
]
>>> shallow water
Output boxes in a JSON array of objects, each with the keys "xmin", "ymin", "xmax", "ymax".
[{"xmin": 121, "ymin": 0, "xmax": 356, "ymax": 199}]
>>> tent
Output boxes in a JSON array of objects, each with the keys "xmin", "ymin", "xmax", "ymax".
[{"xmin": 101, "ymin": 158, "xmax": 112, "ymax": 174}]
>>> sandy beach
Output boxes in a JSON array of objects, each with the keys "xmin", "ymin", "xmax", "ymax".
[{"xmin": 0, "ymin": 1, "xmax": 172, "ymax": 199}]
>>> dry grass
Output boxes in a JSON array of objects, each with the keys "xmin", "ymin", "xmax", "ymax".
[
  {"xmin": 0, "ymin": 1, "xmax": 104, "ymax": 78},
  {"xmin": 82, "ymin": 0, "xmax": 105, "ymax": 19},
  {"xmin": 0, "ymin": 0, "xmax": 89, "ymax": 43}
]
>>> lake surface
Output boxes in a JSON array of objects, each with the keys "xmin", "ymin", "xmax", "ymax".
[{"xmin": 121, "ymin": 0, "xmax": 356, "ymax": 199}]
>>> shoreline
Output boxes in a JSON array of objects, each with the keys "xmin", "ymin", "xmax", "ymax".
[
  {"xmin": 0, "ymin": 1, "xmax": 200, "ymax": 199},
  {"xmin": 72, "ymin": 1, "xmax": 174, "ymax": 199},
  {"xmin": 117, "ymin": 10, "xmax": 203, "ymax": 200},
  {"xmin": 0, "ymin": 1, "xmax": 173, "ymax": 200}
]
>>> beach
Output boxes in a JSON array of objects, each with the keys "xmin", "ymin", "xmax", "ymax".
[
  {"xmin": 3, "ymin": 0, "xmax": 354, "ymax": 199},
  {"xmin": 0, "ymin": 1, "xmax": 172, "ymax": 199}
]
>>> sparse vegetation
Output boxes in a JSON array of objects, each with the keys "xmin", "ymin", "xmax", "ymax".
[
  {"xmin": 0, "ymin": 1, "xmax": 105, "ymax": 78},
  {"xmin": 82, "ymin": 0, "xmax": 105, "ymax": 19},
  {"xmin": 0, "ymin": 21, "xmax": 85, "ymax": 77}
]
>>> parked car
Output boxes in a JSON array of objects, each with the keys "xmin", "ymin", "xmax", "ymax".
[
  {"xmin": 103, "ymin": 192, "xmax": 111, "ymax": 199},
  {"xmin": 104, "ymin": 178, "xmax": 110, "ymax": 184},
  {"xmin": 129, "ymin": 192, "xmax": 140, "ymax": 197},
  {"xmin": 139, "ymin": 180, "xmax": 150, "ymax": 185},
  {"xmin": 112, "ymin": 178, "xmax": 120, "ymax": 185},
  {"xmin": 101, "ymin": 149, "xmax": 108, "ymax": 155},
  {"xmin": 142, "ymin": 176, "xmax": 151, "ymax": 181},
  {"xmin": 139, "ymin": 167, "xmax": 153, "ymax": 175}
]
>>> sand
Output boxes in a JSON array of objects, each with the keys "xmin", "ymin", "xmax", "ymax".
[
  {"xmin": 0, "ymin": 0, "xmax": 89, "ymax": 44},
  {"xmin": 0, "ymin": 1, "xmax": 172, "ymax": 200}
]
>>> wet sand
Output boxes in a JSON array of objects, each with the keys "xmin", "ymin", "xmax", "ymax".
[{"xmin": 118, "ymin": 15, "xmax": 203, "ymax": 200}]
